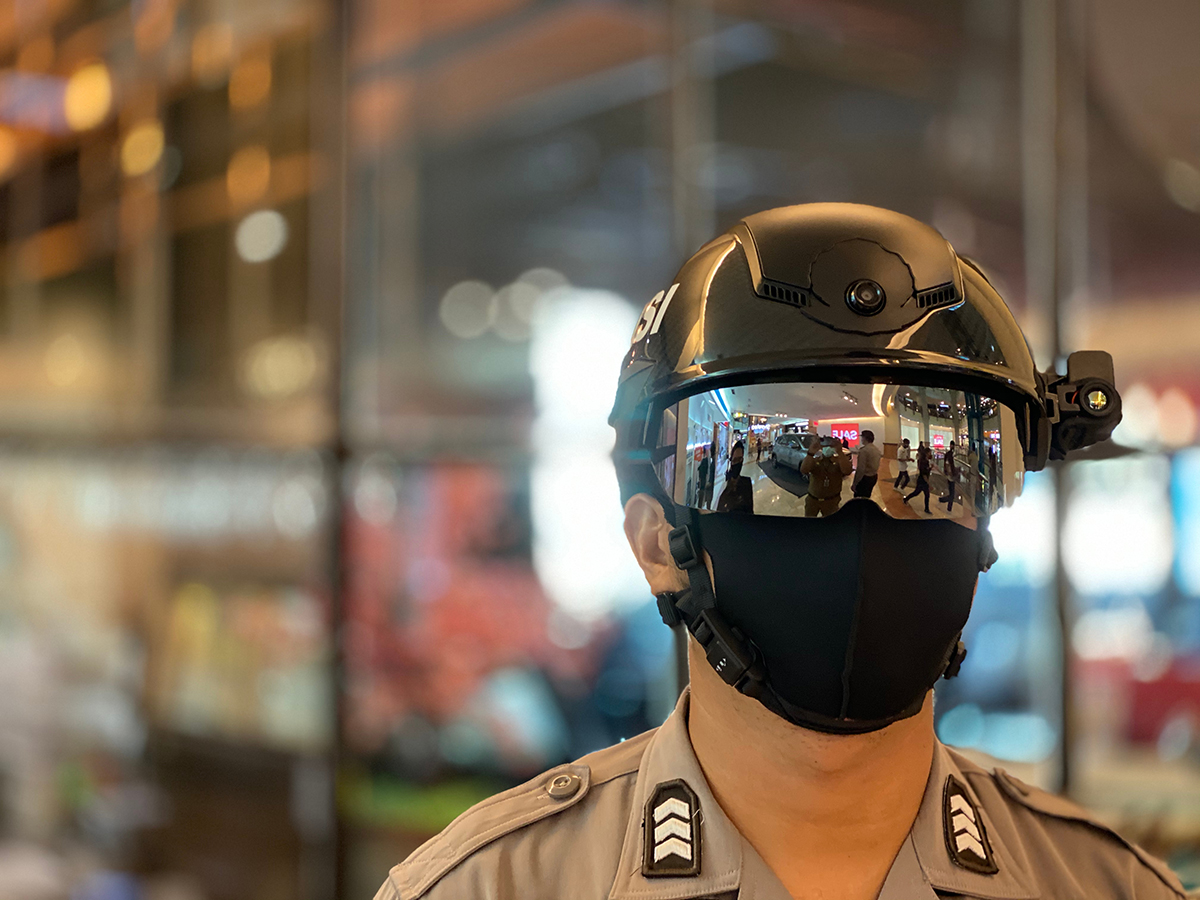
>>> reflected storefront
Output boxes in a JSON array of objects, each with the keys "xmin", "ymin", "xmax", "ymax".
[{"xmin": 662, "ymin": 381, "xmax": 1022, "ymax": 527}]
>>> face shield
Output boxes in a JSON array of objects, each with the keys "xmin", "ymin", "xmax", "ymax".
[{"xmin": 649, "ymin": 379, "xmax": 1026, "ymax": 531}]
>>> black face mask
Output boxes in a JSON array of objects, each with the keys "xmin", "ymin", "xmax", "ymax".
[
  {"xmin": 684, "ymin": 499, "xmax": 987, "ymax": 733},
  {"xmin": 726, "ymin": 460, "xmax": 743, "ymax": 479}
]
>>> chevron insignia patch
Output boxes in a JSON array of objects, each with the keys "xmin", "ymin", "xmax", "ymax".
[
  {"xmin": 642, "ymin": 779, "xmax": 701, "ymax": 877},
  {"xmin": 943, "ymin": 775, "xmax": 998, "ymax": 875}
]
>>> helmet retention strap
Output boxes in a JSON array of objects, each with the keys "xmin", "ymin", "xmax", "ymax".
[{"xmin": 658, "ymin": 507, "xmax": 783, "ymax": 714}]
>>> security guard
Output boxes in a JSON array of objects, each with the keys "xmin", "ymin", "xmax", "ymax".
[
  {"xmin": 799, "ymin": 437, "xmax": 851, "ymax": 516},
  {"xmin": 374, "ymin": 204, "xmax": 1190, "ymax": 899}
]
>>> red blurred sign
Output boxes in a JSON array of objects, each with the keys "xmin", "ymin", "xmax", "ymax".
[
  {"xmin": 694, "ymin": 446, "xmax": 704, "ymax": 462},
  {"xmin": 831, "ymin": 425, "xmax": 859, "ymax": 444},
  {"xmin": 932, "ymin": 434, "xmax": 946, "ymax": 449}
]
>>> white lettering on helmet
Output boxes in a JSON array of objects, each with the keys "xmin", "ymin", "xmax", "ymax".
[{"xmin": 631, "ymin": 283, "xmax": 679, "ymax": 344}]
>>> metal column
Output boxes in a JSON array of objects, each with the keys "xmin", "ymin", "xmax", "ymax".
[{"xmin": 1021, "ymin": 0, "xmax": 1090, "ymax": 796}]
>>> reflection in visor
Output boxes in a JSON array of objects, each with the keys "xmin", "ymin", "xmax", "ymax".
[{"xmin": 653, "ymin": 382, "xmax": 1024, "ymax": 529}]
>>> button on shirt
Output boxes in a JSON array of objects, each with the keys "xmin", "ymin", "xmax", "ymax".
[{"xmin": 375, "ymin": 691, "xmax": 1186, "ymax": 900}]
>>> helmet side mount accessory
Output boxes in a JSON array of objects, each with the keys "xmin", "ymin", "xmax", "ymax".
[{"xmin": 1040, "ymin": 350, "xmax": 1122, "ymax": 460}]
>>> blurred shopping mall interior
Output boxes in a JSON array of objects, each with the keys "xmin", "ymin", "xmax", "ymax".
[{"xmin": 0, "ymin": 0, "xmax": 1198, "ymax": 898}]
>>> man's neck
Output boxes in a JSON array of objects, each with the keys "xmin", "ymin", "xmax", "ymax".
[{"xmin": 686, "ymin": 641, "xmax": 935, "ymax": 900}]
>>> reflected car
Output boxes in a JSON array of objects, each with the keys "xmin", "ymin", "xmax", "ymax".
[{"xmin": 772, "ymin": 433, "xmax": 806, "ymax": 470}]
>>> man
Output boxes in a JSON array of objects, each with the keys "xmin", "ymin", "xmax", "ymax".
[
  {"xmin": 941, "ymin": 441, "xmax": 960, "ymax": 511},
  {"xmin": 697, "ymin": 447, "xmax": 713, "ymax": 510},
  {"xmin": 904, "ymin": 441, "xmax": 934, "ymax": 514},
  {"xmin": 374, "ymin": 204, "xmax": 1178, "ymax": 899},
  {"xmin": 852, "ymin": 430, "xmax": 882, "ymax": 499},
  {"xmin": 894, "ymin": 437, "xmax": 912, "ymax": 491},
  {"xmin": 716, "ymin": 441, "xmax": 754, "ymax": 514},
  {"xmin": 800, "ymin": 438, "xmax": 851, "ymax": 517}
]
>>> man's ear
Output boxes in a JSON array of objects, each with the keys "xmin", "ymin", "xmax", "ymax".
[{"xmin": 623, "ymin": 493, "xmax": 689, "ymax": 595}]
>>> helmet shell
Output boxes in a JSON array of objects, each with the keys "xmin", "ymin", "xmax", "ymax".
[{"xmin": 611, "ymin": 203, "xmax": 1047, "ymax": 506}]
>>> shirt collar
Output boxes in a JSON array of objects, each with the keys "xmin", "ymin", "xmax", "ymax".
[
  {"xmin": 909, "ymin": 742, "xmax": 1038, "ymax": 900},
  {"xmin": 609, "ymin": 689, "xmax": 743, "ymax": 900},
  {"xmin": 609, "ymin": 691, "xmax": 1038, "ymax": 900}
]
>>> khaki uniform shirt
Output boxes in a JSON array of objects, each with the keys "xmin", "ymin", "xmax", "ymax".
[
  {"xmin": 854, "ymin": 442, "xmax": 883, "ymax": 481},
  {"xmin": 374, "ymin": 691, "xmax": 1189, "ymax": 900},
  {"xmin": 801, "ymin": 452, "xmax": 852, "ymax": 499}
]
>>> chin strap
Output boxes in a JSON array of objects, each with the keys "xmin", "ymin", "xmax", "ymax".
[
  {"xmin": 656, "ymin": 507, "xmax": 786, "ymax": 715},
  {"xmin": 943, "ymin": 636, "xmax": 968, "ymax": 679}
]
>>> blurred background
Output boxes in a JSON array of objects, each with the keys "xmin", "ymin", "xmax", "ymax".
[{"xmin": 0, "ymin": 0, "xmax": 1197, "ymax": 898}]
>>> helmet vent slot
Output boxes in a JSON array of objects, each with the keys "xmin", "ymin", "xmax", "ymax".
[
  {"xmin": 915, "ymin": 283, "xmax": 958, "ymax": 309},
  {"xmin": 758, "ymin": 279, "xmax": 810, "ymax": 308}
]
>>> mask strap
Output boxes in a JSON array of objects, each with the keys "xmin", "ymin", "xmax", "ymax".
[
  {"xmin": 941, "ymin": 515, "xmax": 994, "ymax": 682},
  {"xmin": 657, "ymin": 506, "xmax": 783, "ymax": 714},
  {"xmin": 942, "ymin": 633, "xmax": 968, "ymax": 679}
]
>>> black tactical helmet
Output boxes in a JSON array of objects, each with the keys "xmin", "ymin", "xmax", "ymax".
[{"xmin": 610, "ymin": 202, "xmax": 1121, "ymax": 515}]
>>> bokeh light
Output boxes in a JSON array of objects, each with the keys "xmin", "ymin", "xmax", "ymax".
[
  {"xmin": 235, "ymin": 209, "xmax": 289, "ymax": 262},
  {"xmin": 491, "ymin": 283, "xmax": 538, "ymax": 341},
  {"xmin": 244, "ymin": 334, "xmax": 320, "ymax": 399},
  {"xmin": 44, "ymin": 332, "xmax": 105, "ymax": 389},
  {"xmin": 0, "ymin": 126, "xmax": 19, "ymax": 180},
  {"xmin": 229, "ymin": 52, "xmax": 272, "ymax": 109},
  {"xmin": 438, "ymin": 281, "xmax": 495, "ymax": 339},
  {"xmin": 120, "ymin": 121, "xmax": 165, "ymax": 176},
  {"xmin": 191, "ymin": 22, "xmax": 234, "ymax": 85},
  {"xmin": 64, "ymin": 63, "xmax": 113, "ymax": 132},
  {"xmin": 44, "ymin": 333, "xmax": 87, "ymax": 387},
  {"xmin": 226, "ymin": 145, "xmax": 271, "ymax": 205}
]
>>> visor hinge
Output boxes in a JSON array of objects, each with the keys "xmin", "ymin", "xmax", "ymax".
[{"xmin": 1044, "ymin": 390, "xmax": 1061, "ymax": 425}]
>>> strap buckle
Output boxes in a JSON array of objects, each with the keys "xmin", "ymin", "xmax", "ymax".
[
  {"xmin": 668, "ymin": 526, "xmax": 701, "ymax": 569},
  {"xmin": 943, "ymin": 640, "xmax": 968, "ymax": 679},
  {"xmin": 693, "ymin": 609, "xmax": 758, "ymax": 690},
  {"xmin": 655, "ymin": 592, "xmax": 684, "ymax": 628}
]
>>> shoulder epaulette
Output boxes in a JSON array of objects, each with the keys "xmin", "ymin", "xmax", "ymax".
[
  {"xmin": 393, "ymin": 730, "xmax": 653, "ymax": 900},
  {"xmin": 395, "ymin": 762, "xmax": 592, "ymax": 899},
  {"xmin": 991, "ymin": 768, "xmax": 1186, "ymax": 898}
]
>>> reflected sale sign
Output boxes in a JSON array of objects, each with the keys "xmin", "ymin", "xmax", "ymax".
[{"xmin": 831, "ymin": 424, "xmax": 859, "ymax": 444}]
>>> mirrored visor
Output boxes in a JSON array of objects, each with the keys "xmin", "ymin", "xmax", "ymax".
[{"xmin": 651, "ymin": 381, "xmax": 1025, "ymax": 529}]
